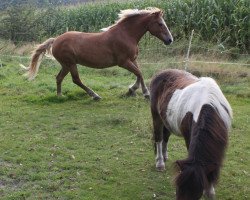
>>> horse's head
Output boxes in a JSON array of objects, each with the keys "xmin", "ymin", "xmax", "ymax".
[{"xmin": 147, "ymin": 10, "xmax": 173, "ymax": 45}]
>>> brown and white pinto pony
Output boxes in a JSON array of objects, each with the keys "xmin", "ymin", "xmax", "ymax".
[
  {"xmin": 22, "ymin": 7, "xmax": 173, "ymax": 100},
  {"xmin": 150, "ymin": 69, "xmax": 232, "ymax": 200}
]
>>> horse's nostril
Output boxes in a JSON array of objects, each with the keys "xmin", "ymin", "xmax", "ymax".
[{"xmin": 164, "ymin": 38, "xmax": 173, "ymax": 45}]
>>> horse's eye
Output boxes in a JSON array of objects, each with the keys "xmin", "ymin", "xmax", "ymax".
[{"xmin": 158, "ymin": 23, "xmax": 163, "ymax": 27}]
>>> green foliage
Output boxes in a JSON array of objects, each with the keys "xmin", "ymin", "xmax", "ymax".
[{"xmin": 0, "ymin": 0, "xmax": 249, "ymax": 51}]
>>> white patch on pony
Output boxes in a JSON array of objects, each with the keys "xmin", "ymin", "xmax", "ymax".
[{"xmin": 166, "ymin": 77, "xmax": 232, "ymax": 135}]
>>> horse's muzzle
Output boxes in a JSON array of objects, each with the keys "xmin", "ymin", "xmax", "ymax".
[{"xmin": 164, "ymin": 38, "xmax": 173, "ymax": 45}]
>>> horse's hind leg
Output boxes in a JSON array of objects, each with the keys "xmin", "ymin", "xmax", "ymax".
[
  {"xmin": 69, "ymin": 64, "xmax": 101, "ymax": 100},
  {"xmin": 56, "ymin": 67, "xmax": 69, "ymax": 96},
  {"xmin": 162, "ymin": 126, "xmax": 171, "ymax": 162}
]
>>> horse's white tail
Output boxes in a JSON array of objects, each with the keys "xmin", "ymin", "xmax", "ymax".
[{"xmin": 21, "ymin": 38, "xmax": 55, "ymax": 80}]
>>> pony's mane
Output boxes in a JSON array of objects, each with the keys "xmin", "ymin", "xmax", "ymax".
[
  {"xmin": 175, "ymin": 104, "xmax": 229, "ymax": 199},
  {"xmin": 101, "ymin": 7, "xmax": 162, "ymax": 31}
]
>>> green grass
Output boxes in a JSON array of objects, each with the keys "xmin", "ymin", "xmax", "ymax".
[{"xmin": 0, "ymin": 55, "xmax": 249, "ymax": 199}]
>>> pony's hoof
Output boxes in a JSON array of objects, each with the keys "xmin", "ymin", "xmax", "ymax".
[
  {"xmin": 93, "ymin": 95, "xmax": 101, "ymax": 101},
  {"xmin": 156, "ymin": 165, "xmax": 165, "ymax": 172},
  {"xmin": 204, "ymin": 194, "xmax": 216, "ymax": 200},
  {"xmin": 156, "ymin": 162, "xmax": 165, "ymax": 172}
]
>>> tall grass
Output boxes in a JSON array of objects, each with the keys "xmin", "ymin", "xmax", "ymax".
[{"xmin": 0, "ymin": 0, "xmax": 249, "ymax": 51}]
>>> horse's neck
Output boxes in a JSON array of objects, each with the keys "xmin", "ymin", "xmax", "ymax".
[{"xmin": 117, "ymin": 16, "xmax": 149, "ymax": 44}]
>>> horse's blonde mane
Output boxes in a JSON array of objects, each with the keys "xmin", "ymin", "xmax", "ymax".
[{"xmin": 101, "ymin": 7, "xmax": 162, "ymax": 31}]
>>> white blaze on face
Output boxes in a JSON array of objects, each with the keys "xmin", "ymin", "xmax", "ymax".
[
  {"xmin": 166, "ymin": 77, "xmax": 232, "ymax": 135},
  {"xmin": 160, "ymin": 17, "xmax": 173, "ymax": 42}
]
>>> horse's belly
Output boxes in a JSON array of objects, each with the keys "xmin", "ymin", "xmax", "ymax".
[
  {"xmin": 77, "ymin": 57, "xmax": 115, "ymax": 68},
  {"xmin": 53, "ymin": 32, "xmax": 116, "ymax": 68}
]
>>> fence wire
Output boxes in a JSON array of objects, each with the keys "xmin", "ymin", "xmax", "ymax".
[{"xmin": 0, "ymin": 44, "xmax": 249, "ymax": 68}]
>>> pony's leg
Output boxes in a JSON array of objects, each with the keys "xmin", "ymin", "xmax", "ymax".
[
  {"xmin": 156, "ymin": 141, "xmax": 165, "ymax": 171},
  {"xmin": 204, "ymin": 184, "xmax": 216, "ymax": 199},
  {"xmin": 119, "ymin": 60, "xmax": 149, "ymax": 98},
  {"xmin": 162, "ymin": 126, "xmax": 171, "ymax": 162},
  {"xmin": 69, "ymin": 64, "xmax": 101, "ymax": 100},
  {"xmin": 152, "ymin": 115, "xmax": 165, "ymax": 171},
  {"xmin": 56, "ymin": 67, "xmax": 69, "ymax": 96}
]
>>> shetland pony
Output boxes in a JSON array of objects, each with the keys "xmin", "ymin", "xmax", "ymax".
[
  {"xmin": 150, "ymin": 69, "xmax": 232, "ymax": 200},
  {"xmin": 22, "ymin": 7, "xmax": 173, "ymax": 100}
]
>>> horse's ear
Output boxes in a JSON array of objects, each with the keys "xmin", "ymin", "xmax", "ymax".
[{"xmin": 152, "ymin": 10, "xmax": 163, "ymax": 18}]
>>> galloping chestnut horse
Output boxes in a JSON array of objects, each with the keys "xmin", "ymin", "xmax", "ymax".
[
  {"xmin": 150, "ymin": 69, "xmax": 232, "ymax": 200},
  {"xmin": 22, "ymin": 7, "xmax": 173, "ymax": 100}
]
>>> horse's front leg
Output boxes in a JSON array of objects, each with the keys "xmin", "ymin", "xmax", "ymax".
[
  {"xmin": 128, "ymin": 76, "xmax": 140, "ymax": 96},
  {"xmin": 204, "ymin": 184, "xmax": 216, "ymax": 200},
  {"xmin": 119, "ymin": 60, "xmax": 149, "ymax": 99},
  {"xmin": 133, "ymin": 60, "xmax": 150, "ymax": 98}
]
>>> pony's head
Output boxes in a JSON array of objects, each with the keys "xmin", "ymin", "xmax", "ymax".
[
  {"xmin": 175, "ymin": 160, "xmax": 215, "ymax": 200},
  {"xmin": 147, "ymin": 8, "xmax": 173, "ymax": 45}
]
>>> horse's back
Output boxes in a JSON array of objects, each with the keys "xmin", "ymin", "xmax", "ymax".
[{"xmin": 51, "ymin": 31, "xmax": 116, "ymax": 67}]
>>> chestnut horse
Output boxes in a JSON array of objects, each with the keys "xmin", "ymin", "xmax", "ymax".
[
  {"xmin": 150, "ymin": 69, "xmax": 232, "ymax": 200},
  {"xmin": 22, "ymin": 7, "xmax": 173, "ymax": 100}
]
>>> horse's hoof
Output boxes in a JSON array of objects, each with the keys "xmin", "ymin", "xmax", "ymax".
[
  {"xmin": 93, "ymin": 95, "xmax": 101, "ymax": 101},
  {"xmin": 126, "ymin": 88, "xmax": 136, "ymax": 96},
  {"xmin": 144, "ymin": 93, "xmax": 150, "ymax": 100}
]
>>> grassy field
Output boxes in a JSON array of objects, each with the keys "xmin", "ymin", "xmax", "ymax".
[{"xmin": 0, "ymin": 52, "xmax": 249, "ymax": 200}]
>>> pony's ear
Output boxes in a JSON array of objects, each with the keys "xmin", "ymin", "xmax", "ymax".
[{"xmin": 206, "ymin": 163, "xmax": 217, "ymax": 174}]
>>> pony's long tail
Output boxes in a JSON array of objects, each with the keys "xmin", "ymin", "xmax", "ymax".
[{"xmin": 21, "ymin": 38, "xmax": 55, "ymax": 80}]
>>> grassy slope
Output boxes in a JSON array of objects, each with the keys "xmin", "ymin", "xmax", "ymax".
[{"xmin": 0, "ymin": 56, "xmax": 249, "ymax": 199}]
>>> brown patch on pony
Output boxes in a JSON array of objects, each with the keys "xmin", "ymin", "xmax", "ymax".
[
  {"xmin": 150, "ymin": 69, "xmax": 197, "ymax": 131},
  {"xmin": 180, "ymin": 112, "xmax": 194, "ymax": 149}
]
